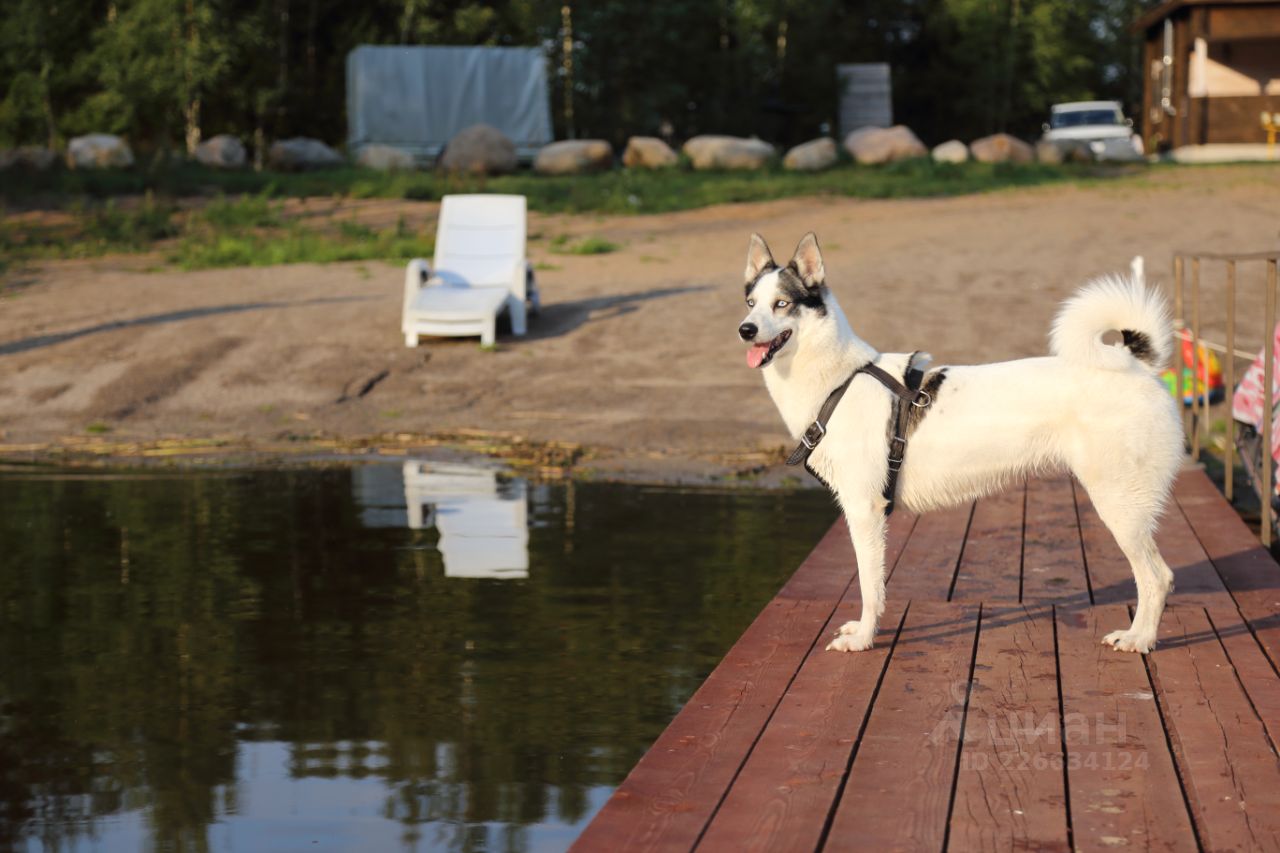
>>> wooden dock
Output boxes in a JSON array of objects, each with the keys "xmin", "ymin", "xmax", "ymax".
[{"xmin": 571, "ymin": 469, "xmax": 1280, "ymax": 852}]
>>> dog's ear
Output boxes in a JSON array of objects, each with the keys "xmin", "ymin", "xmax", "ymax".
[
  {"xmin": 790, "ymin": 232, "xmax": 825, "ymax": 289},
  {"xmin": 745, "ymin": 233, "xmax": 775, "ymax": 283}
]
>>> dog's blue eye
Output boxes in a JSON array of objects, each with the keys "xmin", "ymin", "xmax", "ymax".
[
  {"xmin": 747, "ymin": 299, "xmax": 755, "ymax": 308},
  {"xmin": 774, "ymin": 300, "xmax": 788, "ymax": 309}
]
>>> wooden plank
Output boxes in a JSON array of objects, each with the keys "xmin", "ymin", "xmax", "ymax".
[
  {"xmin": 1173, "ymin": 469, "xmax": 1280, "ymax": 672},
  {"xmin": 822, "ymin": 601, "xmax": 981, "ymax": 851},
  {"xmin": 1206, "ymin": 608, "xmax": 1280, "ymax": 758},
  {"xmin": 1148, "ymin": 604, "xmax": 1280, "ymax": 851},
  {"xmin": 1152, "ymin": 481, "xmax": 1280, "ymax": 761},
  {"xmin": 885, "ymin": 503, "xmax": 973, "ymax": 600},
  {"xmin": 1022, "ymin": 478, "xmax": 1090, "ymax": 604},
  {"xmin": 948, "ymin": 604, "xmax": 1069, "ymax": 851},
  {"xmin": 569, "ymin": 520, "xmax": 856, "ymax": 853},
  {"xmin": 695, "ymin": 604, "xmax": 907, "ymax": 853},
  {"xmin": 1055, "ymin": 604, "xmax": 1198, "ymax": 851},
  {"xmin": 695, "ymin": 513, "xmax": 917, "ymax": 853},
  {"xmin": 950, "ymin": 483, "xmax": 1025, "ymax": 604},
  {"xmin": 1155, "ymin": 500, "xmax": 1235, "ymax": 608}
]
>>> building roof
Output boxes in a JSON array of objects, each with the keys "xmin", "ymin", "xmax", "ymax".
[{"xmin": 1135, "ymin": 0, "xmax": 1280, "ymax": 32}]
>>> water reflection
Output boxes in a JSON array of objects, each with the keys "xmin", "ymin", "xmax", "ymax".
[
  {"xmin": 0, "ymin": 463, "xmax": 836, "ymax": 852},
  {"xmin": 356, "ymin": 462, "xmax": 529, "ymax": 579}
]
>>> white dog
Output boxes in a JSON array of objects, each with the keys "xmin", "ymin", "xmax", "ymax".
[{"xmin": 739, "ymin": 232, "xmax": 1183, "ymax": 653}]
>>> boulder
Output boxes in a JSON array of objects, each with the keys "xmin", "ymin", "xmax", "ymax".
[
  {"xmin": 1034, "ymin": 140, "xmax": 1064, "ymax": 164},
  {"xmin": 194, "ymin": 134, "xmax": 247, "ymax": 169},
  {"xmin": 682, "ymin": 135, "xmax": 775, "ymax": 170},
  {"xmin": 534, "ymin": 139, "xmax": 613, "ymax": 175},
  {"xmin": 969, "ymin": 133, "xmax": 1035, "ymax": 164},
  {"xmin": 439, "ymin": 124, "xmax": 518, "ymax": 175},
  {"xmin": 622, "ymin": 136, "xmax": 678, "ymax": 169},
  {"xmin": 782, "ymin": 137, "xmax": 838, "ymax": 171},
  {"xmin": 842, "ymin": 125, "xmax": 926, "ymax": 165},
  {"xmin": 267, "ymin": 137, "xmax": 344, "ymax": 171},
  {"xmin": 931, "ymin": 139, "xmax": 970, "ymax": 164},
  {"xmin": 66, "ymin": 134, "xmax": 134, "ymax": 169},
  {"xmin": 355, "ymin": 143, "xmax": 415, "ymax": 171},
  {"xmin": 0, "ymin": 146, "xmax": 58, "ymax": 171}
]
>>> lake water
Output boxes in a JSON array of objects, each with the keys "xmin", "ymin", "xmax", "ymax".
[{"xmin": 0, "ymin": 462, "xmax": 837, "ymax": 853}]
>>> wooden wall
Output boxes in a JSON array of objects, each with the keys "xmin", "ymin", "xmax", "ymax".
[{"xmin": 1140, "ymin": 3, "xmax": 1280, "ymax": 150}]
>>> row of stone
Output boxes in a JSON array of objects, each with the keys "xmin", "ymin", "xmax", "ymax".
[
  {"xmin": 0, "ymin": 133, "xmax": 346, "ymax": 172},
  {"xmin": 1, "ymin": 124, "xmax": 1055, "ymax": 174},
  {"xmin": 433, "ymin": 124, "xmax": 1053, "ymax": 174}
]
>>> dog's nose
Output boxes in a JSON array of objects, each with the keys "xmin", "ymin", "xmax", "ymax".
[{"xmin": 738, "ymin": 322, "xmax": 758, "ymax": 341}]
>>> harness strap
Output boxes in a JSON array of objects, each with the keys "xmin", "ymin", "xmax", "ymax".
[
  {"xmin": 883, "ymin": 362, "xmax": 927, "ymax": 516},
  {"xmin": 785, "ymin": 354, "xmax": 931, "ymax": 515}
]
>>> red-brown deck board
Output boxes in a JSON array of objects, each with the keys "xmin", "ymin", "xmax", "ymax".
[{"xmin": 570, "ymin": 468, "xmax": 1280, "ymax": 852}]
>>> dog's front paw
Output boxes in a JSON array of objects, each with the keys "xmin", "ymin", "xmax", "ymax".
[
  {"xmin": 826, "ymin": 632, "xmax": 875, "ymax": 652},
  {"xmin": 1102, "ymin": 629, "xmax": 1156, "ymax": 654}
]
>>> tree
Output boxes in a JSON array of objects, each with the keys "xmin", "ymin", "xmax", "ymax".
[
  {"xmin": 0, "ymin": 0, "xmax": 107, "ymax": 147},
  {"xmin": 69, "ymin": 0, "xmax": 232, "ymax": 152}
]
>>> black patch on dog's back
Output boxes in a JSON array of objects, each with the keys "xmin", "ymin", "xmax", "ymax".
[
  {"xmin": 1121, "ymin": 329, "xmax": 1154, "ymax": 364},
  {"xmin": 904, "ymin": 369, "xmax": 948, "ymax": 436}
]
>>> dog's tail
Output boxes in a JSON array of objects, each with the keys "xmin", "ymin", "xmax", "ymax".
[{"xmin": 1049, "ymin": 275, "xmax": 1171, "ymax": 373}]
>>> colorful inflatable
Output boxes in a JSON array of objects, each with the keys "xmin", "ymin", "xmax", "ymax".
[{"xmin": 1160, "ymin": 329, "xmax": 1224, "ymax": 406}]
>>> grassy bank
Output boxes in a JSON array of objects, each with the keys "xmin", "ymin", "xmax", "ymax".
[
  {"xmin": 1, "ymin": 192, "xmax": 438, "ymax": 271},
  {"xmin": 1, "ymin": 158, "xmax": 1118, "ymax": 272},
  {"xmin": 3, "ymin": 157, "xmax": 1095, "ymax": 213}
]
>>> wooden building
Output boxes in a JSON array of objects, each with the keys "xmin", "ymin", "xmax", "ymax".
[{"xmin": 1136, "ymin": 0, "xmax": 1280, "ymax": 151}]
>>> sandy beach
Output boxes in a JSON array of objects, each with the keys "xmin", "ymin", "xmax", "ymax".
[{"xmin": 2, "ymin": 164, "xmax": 1277, "ymax": 481}]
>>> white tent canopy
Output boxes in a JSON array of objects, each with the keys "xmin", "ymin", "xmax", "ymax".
[{"xmin": 346, "ymin": 45, "xmax": 553, "ymax": 161}]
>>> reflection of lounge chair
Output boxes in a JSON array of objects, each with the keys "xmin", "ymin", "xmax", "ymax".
[
  {"xmin": 401, "ymin": 194, "xmax": 540, "ymax": 347},
  {"xmin": 402, "ymin": 461, "xmax": 529, "ymax": 579}
]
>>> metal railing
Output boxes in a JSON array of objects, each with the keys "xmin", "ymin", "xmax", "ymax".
[{"xmin": 1172, "ymin": 250, "xmax": 1280, "ymax": 545}]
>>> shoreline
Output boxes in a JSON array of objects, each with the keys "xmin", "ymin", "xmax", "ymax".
[{"xmin": 0, "ymin": 432, "xmax": 819, "ymax": 490}]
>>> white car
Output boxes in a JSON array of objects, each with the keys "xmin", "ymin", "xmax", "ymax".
[{"xmin": 1041, "ymin": 101, "xmax": 1144, "ymax": 162}]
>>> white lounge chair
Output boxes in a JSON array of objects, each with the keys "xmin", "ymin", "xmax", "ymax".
[{"xmin": 402, "ymin": 194, "xmax": 540, "ymax": 347}]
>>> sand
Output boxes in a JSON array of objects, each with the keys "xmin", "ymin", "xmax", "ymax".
[{"xmin": 2, "ymin": 165, "xmax": 1277, "ymax": 481}]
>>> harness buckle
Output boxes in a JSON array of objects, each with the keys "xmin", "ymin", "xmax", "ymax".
[
  {"xmin": 912, "ymin": 391, "xmax": 931, "ymax": 408},
  {"xmin": 801, "ymin": 421, "xmax": 826, "ymax": 450},
  {"xmin": 887, "ymin": 435, "xmax": 906, "ymax": 471}
]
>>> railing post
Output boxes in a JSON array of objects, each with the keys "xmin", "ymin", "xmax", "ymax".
[
  {"xmin": 1225, "ymin": 260, "xmax": 1236, "ymax": 503},
  {"xmin": 1191, "ymin": 257, "xmax": 1202, "ymax": 458},
  {"xmin": 1263, "ymin": 259, "xmax": 1276, "ymax": 547},
  {"xmin": 1175, "ymin": 255, "xmax": 1187, "ymax": 442}
]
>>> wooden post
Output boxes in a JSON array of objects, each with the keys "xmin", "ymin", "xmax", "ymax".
[
  {"xmin": 1263, "ymin": 259, "xmax": 1276, "ymax": 547},
  {"xmin": 1191, "ymin": 257, "xmax": 1202, "ymax": 458},
  {"xmin": 1225, "ymin": 261, "xmax": 1236, "ymax": 502},
  {"xmin": 1175, "ymin": 255, "xmax": 1187, "ymax": 442}
]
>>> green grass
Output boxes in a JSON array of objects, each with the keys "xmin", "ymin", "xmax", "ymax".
[
  {"xmin": 0, "ymin": 189, "xmax": 435, "ymax": 271},
  {"xmin": 551, "ymin": 236, "xmax": 621, "ymax": 255},
  {"xmin": 3, "ymin": 157, "xmax": 1105, "ymax": 214},
  {"xmin": 171, "ymin": 227, "xmax": 433, "ymax": 269},
  {"xmin": 1, "ymin": 193, "xmax": 179, "ymax": 262},
  {"xmin": 198, "ymin": 192, "xmax": 281, "ymax": 229},
  {"xmin": 0, "ymin": 157, "xmax": 1195, "ymax": 272}
]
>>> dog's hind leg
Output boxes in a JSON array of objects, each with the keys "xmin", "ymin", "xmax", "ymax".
[
  {"xmin": 1085, "ymin": 487, "xmax": 1173, "ymax": 654},
  {"xmin": 827, "ymin": 507, "xmax": 886, "ymax": 652}
]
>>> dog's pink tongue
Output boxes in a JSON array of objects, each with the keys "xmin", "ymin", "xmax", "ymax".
[{"xmin": 746, "ymin": 343, "xmax": 771, "ymax": 368}]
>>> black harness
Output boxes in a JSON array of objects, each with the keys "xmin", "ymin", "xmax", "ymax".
[{"xmin": 785, "ymin": 354, "xmax": 932, "ymax": 516}]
